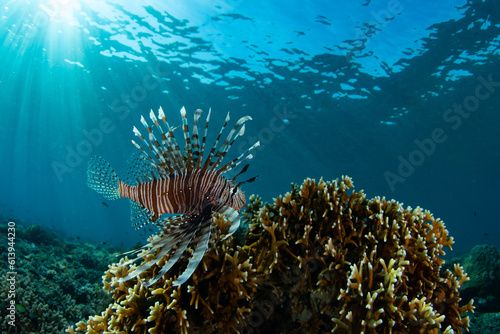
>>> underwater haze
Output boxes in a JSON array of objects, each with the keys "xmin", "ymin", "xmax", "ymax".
[{"xmin": 0, "ymin": 0, "xmax": 499, "ymax": 253}]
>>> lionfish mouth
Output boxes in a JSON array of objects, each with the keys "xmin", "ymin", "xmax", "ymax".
[{"xmin": 87, "ymin": 106, "xmax": 259, "ymax": 286}]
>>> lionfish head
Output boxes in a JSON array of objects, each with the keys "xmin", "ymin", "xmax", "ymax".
[{"xmin": 223, "ymin": 185, "xmax": 247, "ymax": 213}]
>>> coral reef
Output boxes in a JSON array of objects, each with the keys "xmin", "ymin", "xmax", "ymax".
[
  {"xmin": 460, "ymin": 245, "xmax": 500, "ymax": 313},
  {"xmin": 466, "ymin": 311, "xmax": 500, "ymax": 334},
  {"xmin": 0, "ymin": 220, "xmax": 114, "ymax": 334},
  {"xmin": 69, "ymin": 176, "xmax": 473, "ymax": 334}
]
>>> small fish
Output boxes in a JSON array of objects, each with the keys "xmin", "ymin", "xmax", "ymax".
[
  {"xmin": 102, "ymin": 202, "xmax": 109, "ymax": 207},
  {"xmin": 87, "ymin": 106, "xmax": 259, "ymax": 286}
]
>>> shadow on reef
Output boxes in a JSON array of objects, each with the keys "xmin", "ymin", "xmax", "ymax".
[{"xmin": 67, "ymin": 176, "xmax": 475, "ymax": 334}]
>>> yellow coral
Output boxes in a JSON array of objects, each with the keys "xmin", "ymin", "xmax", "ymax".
[{"xmin": 243, "ymin": 176, "xmax": 472, "ymax": 334}]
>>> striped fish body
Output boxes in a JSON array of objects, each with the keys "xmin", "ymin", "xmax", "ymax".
[
  {"xmin": 118, "ymin": 168, "xmax": 246, "ymax": 220},
  {"xmin": 87, "ymin": 106, "xmax": 259, "ymax": 287}
]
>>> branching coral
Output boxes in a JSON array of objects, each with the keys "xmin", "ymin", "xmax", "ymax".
[
  {"xmin": 70, "ymin": 176, "xmax": 472, "ymax": 334},
  {"xmin": 243, "ymin": 176, "xmax": 473, "ymax": 334}
]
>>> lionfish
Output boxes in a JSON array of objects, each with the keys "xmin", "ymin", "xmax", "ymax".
[{"xmin": 87, "ymin": 106, "xmax": 259, "ymax": 287}]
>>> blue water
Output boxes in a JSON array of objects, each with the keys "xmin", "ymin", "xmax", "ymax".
[{"xmin": 0, "ymin": 0, "xmax": 498, "ymax": 253}]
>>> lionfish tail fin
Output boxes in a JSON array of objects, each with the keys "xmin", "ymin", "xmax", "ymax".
[{"xmin": 87, "ymin": 156, "xmax": 121, "ymax": 200}]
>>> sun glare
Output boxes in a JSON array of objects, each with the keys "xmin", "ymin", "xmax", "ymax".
[{"xmin": 38, "ymin": 0, "xmax": 81, "ymax": 23}]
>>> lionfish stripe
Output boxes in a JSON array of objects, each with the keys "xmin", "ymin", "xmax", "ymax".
[
  {"xmin": 173, "ymin": 221, "xmax": 212, "ymax": 286},
  {"xmin": 163, "ymin": 177, "xmax": 175, "ymax": 213}
]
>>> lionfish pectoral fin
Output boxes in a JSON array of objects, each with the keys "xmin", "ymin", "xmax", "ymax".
[
  {"xmin": 143, "ymin": 220, "xmax": 202, "ymax": 287},
  {"xmin": 118, "ymin": 221, "xmax": 192, "ymax": 282},
  {"xmin": 87, "ymin": 156, "xmax": 121, "ymax": 200},
  {"xmin": 170, "ymin": 207, "xmax": 240, "ymax": 286},
  {"xmin": 219, "ymin": 206, "xmax": 240, "ymax": 240},
  {"xmin": 173, "ymin": 218, "xmax": 212, "ymax": 286}
]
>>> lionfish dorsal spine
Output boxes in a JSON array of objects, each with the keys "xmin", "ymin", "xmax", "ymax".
[
  {"xmin": 209, "ymin": 115, "xmax": 252, "ymax": 171},
  {"xmin": 178, "ymin": 107, "xmax": 192, "ymax": 169},
  {"xmin": 140, "ymin": 115, "xmax": 163, "ymax": 165},
  {"xmin": 148, "ymin": 109, "xmax": 171, "ymax": 169},
  {"xmin": 218, "ymin": 140, "xmax": 260, "ymax": 174},
  {"xmin": 194, "ymin": 108, "xmax": 211, "ymax": 171},
  {"xmin": 201, "ymin": 111, "xmax": 230, "ymax": 170},
  {"xmin": 191, "ymin": 108, "xmax": 202, "ymax": 166},
  {"xmin": 156, "ymin": 106, "xmax": 185, "ymax": 171},
  {"xmin": 147, "ymin": 112, "xmax": 182, "ymax": 175},
  {"xmin": 132, "ymin": 120, "xmax": 164, "ymax": 178},
  {"xmin": 159, "ymin": 126, "xmax": 182, "ymax": 173},
  {"xmin": 164, "ymin": 119, "xmax": 186, "ymax": 171}
]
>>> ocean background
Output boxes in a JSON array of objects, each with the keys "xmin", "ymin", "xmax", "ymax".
[{"xmin": 0, "ymin": 0, "xmax": 499, "ymax": 255}]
